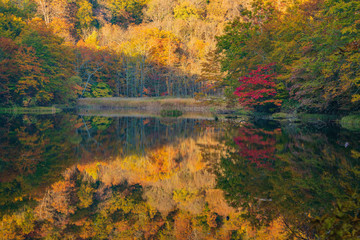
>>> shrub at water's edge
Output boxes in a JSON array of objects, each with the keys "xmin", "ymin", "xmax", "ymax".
[
  {"xmin": 160, "ymin": 109, "xmax": 183, "ymax": 117},
  {"xmin": 340, "ymin": 115, "xmax": 360, "ymax": 131}
]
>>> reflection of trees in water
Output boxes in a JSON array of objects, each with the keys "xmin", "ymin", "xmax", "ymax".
[
  {"xmin": 1, "ymin": 115, "xmax": 359, "ymax": 238},
  {"xmin": 0, "ymin": 114, "xmax": 213, "ymax": 215},
  {"xmin": 76, "ymin": 116, "xmax": 208, "ymax": 161},
  {"xmin": 0, "ymin": 124, "xmax": 296, "ymax": 239},
  {"xmin": 0, "ymin": 125, "xmax": 249, "ymax": 239},
  {"xmin": 0, "ymin": 114, "xmax": 79, "ymax": 215},
  {"xmin": 234, "ymin": 123, "xmax": 280, "ymax": 170},
  {"xmin": 211, "ymin": 120, "xmax": 360, "ymax": 239}
]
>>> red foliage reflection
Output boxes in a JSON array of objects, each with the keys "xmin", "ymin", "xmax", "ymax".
[{"xmin": 234, "ymin": 124, "xmax": 281, "ymax": 170}]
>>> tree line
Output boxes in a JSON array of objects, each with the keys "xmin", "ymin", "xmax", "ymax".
[
  {"xmin": 0, "ymin": 0, "xmax": 247, "ymax": 107},
  {"xmin": 1, "ymin": 0, "xmax": 359, "ymax": 113},
  {"xmin": 214, "ymin": 0, "xmax": 360, "ymax": 113}
]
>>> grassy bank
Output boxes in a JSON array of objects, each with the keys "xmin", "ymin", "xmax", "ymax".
[
  {"xmin": 0, "ymin": 106, "xmax": 61, "ymax": 114},
  {"xmin": 78, "ymin": 97, "xmax": 220, "ymax": 112}
]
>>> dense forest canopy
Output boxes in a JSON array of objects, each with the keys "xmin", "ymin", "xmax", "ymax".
[{"xmin": 0, "ymin": 0, "xmax": 359, "ymax": 113}]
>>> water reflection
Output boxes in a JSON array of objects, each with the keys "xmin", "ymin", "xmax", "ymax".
[
  {"xmin": 77, "ymin": 116, "xmax": 210, "ymax": 160},
  {"xmin": 0, "ymin": 114, "xmax": 359, "ymax": 239},
  {"xmin": 0, "ymin": 114, "xmax": 214, "ymax": 215},
  {"xmin": 0, "ymin": 114, "xmax": 79, "ymax": 214},
  {"xmin": 213, "ymin": 120, "xmax": 360, "ymax": 239}
]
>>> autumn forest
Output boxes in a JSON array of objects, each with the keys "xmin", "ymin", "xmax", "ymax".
[
  {"xmin": 0, "ymin": 0, "xmax": 360, "ymax": 239},
  {"xmin": 0, "ymin": 0, "xmax": 358, "ymax": 113}
]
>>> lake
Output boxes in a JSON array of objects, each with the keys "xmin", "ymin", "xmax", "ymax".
[{"xmin": 0, "ymin": 112, "xmax": 359, "ymax": 239}]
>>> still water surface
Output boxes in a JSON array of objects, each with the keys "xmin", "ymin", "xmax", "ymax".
[{"xmin": 0, "ymin": 112, "xmax": 359, "ymax": 239}]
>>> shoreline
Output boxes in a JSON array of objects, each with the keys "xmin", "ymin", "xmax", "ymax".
[
  {"xmin": 77, "ymin": 97, "xmax": 228, "ymax": 113},
  {"xmin": 0, "ymin": 106, "xmax": 61, "ymax": 114}
]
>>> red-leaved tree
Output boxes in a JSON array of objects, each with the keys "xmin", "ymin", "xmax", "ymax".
[{"xmin": 234, "ymin": 63, "xmax": 282, "ymax": 109}]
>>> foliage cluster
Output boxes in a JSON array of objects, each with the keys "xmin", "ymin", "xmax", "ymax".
[
  {"xmin": 0, "ymin": 0, "xmax": 250, "ymax": 107},
  {"xmin": 216, "ymin": 0, "xmax": 360, "ymax": 113},
  {"xmin": 0, "ymin": 0, "xmax": 359, "ymax": 113}
]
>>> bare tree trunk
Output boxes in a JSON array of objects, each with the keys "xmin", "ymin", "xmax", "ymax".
[
  {"xmin": 37, "ymin": 0, "xmax": 51, "ymax": 24},
  {"xmin": 125, "ymin": 57, "xmax": 130, "ymax": 97},
  {"xmin": 81, "ymin": 66, "xmax": 102, "ymax": 98},
  {"xmin": 140, "ymin": 55, "xmax": 146, "ymax": 97}
]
